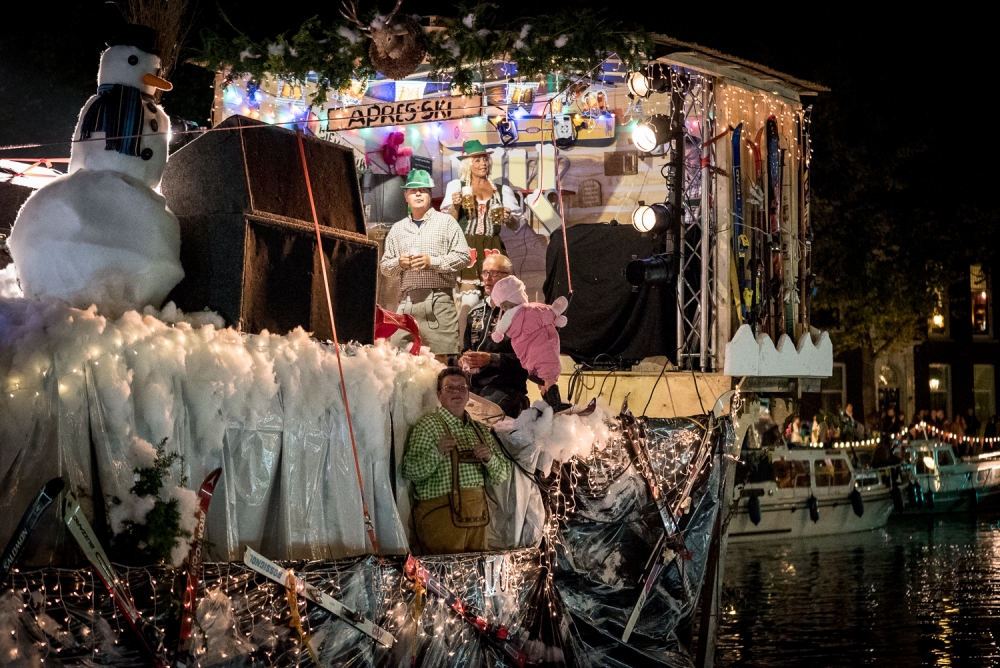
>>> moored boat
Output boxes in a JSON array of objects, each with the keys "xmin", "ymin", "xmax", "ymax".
[
  {"xmin": 729, "ymin": 446, "xmax": 895, "ymax": 542},
  {"xmin": 897, "ymin": 440, "xmax": 1000, "ymax": 512}
]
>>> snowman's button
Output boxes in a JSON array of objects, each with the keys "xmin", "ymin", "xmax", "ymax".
[
  {"xmin": 150, "ymin": 119, "xmax": 159, "ymax": 132},
  {"xmin": 146, "ymin": 102, "xmax": 156, "ymax": 114},
  {"xmin": 141, "ymin": 148, "xmax": 154, "ymax": 161}
]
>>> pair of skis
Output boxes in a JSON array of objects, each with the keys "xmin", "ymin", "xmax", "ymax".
[
  {"xmin": 403, "ymin": 555, "xmax": 527, "ymax": 667},
  {"xmin": 618, "ymin": 402, "xmax": 716, "ymax": 643},
  {"xmin": 2, "ymin": 469, "xmax": 223, "ymax": 668}
]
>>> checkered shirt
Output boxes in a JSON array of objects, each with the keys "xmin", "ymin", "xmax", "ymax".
[
  {"xmin": 401, "ymin": 406, "xmax": 511, "ymax": 500},
  {"xmin": 379, "ymin": 208, "xmax": 471, "ymax": 293}
]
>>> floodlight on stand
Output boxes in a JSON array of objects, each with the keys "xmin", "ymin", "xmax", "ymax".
[
  {"xmin": 631, "ymin": 201, "xmax": 671, "ymax": 233},
  {"xmin": 633, "ymin": 114, "xmax": 670, "ymax": 152},
  {"xmin": 626, "ymin": 253, "xmax": 675, "ymax": 288},
  {"xmin": 495, "ymin": 116, "xmax": 518, "ymax": 146}
]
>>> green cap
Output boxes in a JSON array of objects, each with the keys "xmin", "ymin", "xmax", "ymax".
[
  {"xmin": 459, "ymin": 139, "xmax": 494, "ymax": 159},
  {"xmin": 401, "ymin": 169, "xmax": 434, "ymax": 189}
]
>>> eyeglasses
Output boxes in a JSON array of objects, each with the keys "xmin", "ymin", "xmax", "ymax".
[
  {"xmin": 481, "ymin": 270, "xmax": 511, "ymax": 278},
  {"xmin": 441, "ymin": 384, "xmax": 469, "ymax": 393}
]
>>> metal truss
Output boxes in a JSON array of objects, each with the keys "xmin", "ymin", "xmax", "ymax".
[{"xmin": 672, "ymin": 70, "xmax": 718, "ymax": 372}]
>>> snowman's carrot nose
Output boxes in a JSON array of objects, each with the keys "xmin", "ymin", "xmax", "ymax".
[{"xmin": 142, "ymin": 73, "xmax": 173, "ymax": 91}]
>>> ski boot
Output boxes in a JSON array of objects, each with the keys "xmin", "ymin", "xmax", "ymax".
[{"xmin": 542, "ymin": 384, "xmax": 573, "ymax": 413}]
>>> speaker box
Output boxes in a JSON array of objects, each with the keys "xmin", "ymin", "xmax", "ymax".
[{"xmin": 161, "ymin": 115, "xmax": 377, "ymax": 343}]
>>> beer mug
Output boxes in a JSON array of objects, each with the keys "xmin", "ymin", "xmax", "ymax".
[
  {"xmin": 489, "ymin": 206, "xmax": 509, "ymax": 227},
  {"xmin": 461, "ymin": 185, "xmax": 475, "ymax": 211}
]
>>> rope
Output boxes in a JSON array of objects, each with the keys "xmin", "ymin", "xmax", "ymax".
[{"xmin": 296, "ymin": 128, "xmax": 380, "ymax": 555}]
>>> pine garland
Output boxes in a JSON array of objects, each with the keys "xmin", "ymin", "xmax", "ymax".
[{"xmin": 197, "ymin": 3, "xmax": 652, "ymax": 106}]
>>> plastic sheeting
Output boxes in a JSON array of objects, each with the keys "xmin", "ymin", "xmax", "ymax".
[
  {"xmin": 0, "ymin": 298, "xmax": 444, "ymax": 566},
  {"xmin": 0, "ymin": 415, "xmax": 734, "ymax": 667}
]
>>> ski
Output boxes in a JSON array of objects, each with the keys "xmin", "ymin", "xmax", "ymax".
[
  {"xmin": 61, "ymin": 489, "xmax": 165, "ymax": 667},
  {"xmin": 621, "ymin": 532, "xmax": 676, "ymax": 643},
  {"xmin": 175, "ymin": 467, "xmax": 223, "ymax": 667},
  {"xmin": 730, "ymin": 123, "xmax": 749, "ymax": 324},
  {"xmin": 403, "ymin": 555, "xmax": 527, "ymax": 667},
  {"xmin": 243, "ymin": 546, "xmax": 395, "ymax": 648},
  {"xmin": 766, "ymin": 115, "xmax": 783, "ymax": 339},
  {"xmin": 618, "ymin": 404, "xmax": 678, "ymax": 535},
  {"xmin": 1, "ymin": 477, "xmax": 64, "ymax": 584}
]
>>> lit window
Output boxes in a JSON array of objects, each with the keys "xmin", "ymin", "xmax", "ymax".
[
  {"xmin": 971, "ymin": 264, "xmax": 991, "ymax": 337},
  {"xmin": 928, "ymin": 289, "xmax": 948, "ymax": 338},
  {"xmin": 974, "ymin": 364, "xmax": 995, "ymax": 424},
  {"xmin": 928, "ymin": 363, "xmax": 952, "ymax": 418}
]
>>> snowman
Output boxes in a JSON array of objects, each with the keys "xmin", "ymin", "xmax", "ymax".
[{"xmin": 8, "ymin": 24, "xmax": 185, "ymax": 313}]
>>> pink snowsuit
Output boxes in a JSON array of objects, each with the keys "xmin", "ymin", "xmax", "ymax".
[{"xmin": 489, "ymin": 276, "xmax": 568, "ymax": 385}]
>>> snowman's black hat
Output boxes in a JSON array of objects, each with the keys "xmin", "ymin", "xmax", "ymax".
[{"xmin": 106, "ymin": 23, "xmax": 160, "ymax": 56}]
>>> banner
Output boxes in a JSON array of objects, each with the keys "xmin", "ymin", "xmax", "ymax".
[{"xmin": 326, "ymin": 95, "xmax": 484, "ymax": 131}]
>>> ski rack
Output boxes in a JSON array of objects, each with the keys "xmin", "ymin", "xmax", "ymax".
[
  {"xmin": 243, "ymin": 547, "xmax": 395, "ymax": 648},
  {"xmin": 403, "ymin": 555, "xmax": 527, "ymax": 667}
]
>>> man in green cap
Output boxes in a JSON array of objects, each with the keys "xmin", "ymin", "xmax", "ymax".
[{"xmin": 380, "ymin": 169, "xmax": 471, "ymax": 355}]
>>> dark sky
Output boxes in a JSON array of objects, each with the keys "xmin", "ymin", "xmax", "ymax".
[{"xmin": 0, "ymin": 0, "xmax": 992, "ymax": 200}]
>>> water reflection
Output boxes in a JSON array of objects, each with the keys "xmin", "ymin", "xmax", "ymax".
[{"xmin": 717, "ymin": 513, "xmax": 1000, "ymax": 667}]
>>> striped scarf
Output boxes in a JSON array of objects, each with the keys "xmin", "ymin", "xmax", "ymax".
[{"xmin": 79, "ymin": 83, "xmax": 148, "ymax": 157}]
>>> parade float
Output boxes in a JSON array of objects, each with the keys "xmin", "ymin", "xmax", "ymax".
[{"xmin": 0, "ymin": 6, "xmax": 834, "ymax": 666}]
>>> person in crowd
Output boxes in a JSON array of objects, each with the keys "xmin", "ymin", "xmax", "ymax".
[
  {"xmin": 455, "ymin": 254, "xmax": 530, "ymax": 418},
  {"xmin": 444, "ymin": 140, "xmax": 524, "ymax": 237},
  {"xmin": 785, "ymin": 416, "xmax": 804, "ymax": 445},
  {"xmin": 984, "ymin": 415, "xmax": 997, "ymax": 446},
  {"xmin": 966, "ymin": 407, "xmax": 981, "ymax": 437},
  {"xmin": 401, "ymin": 367, "xmax": 511, "ymax": 555},
  {"xmin": 952, "ymin": 414, "xmax": 967, "ymax": 438},
  {"xmin": 841, "ymin": 403, "xmax": 862, "ymax": 441},
  {"xmin": 757, "ymin": 408, "xmax": 783, "ymax": 448},
  {"xmin": 380, "ymin": 170, "xmax": 471, "ymax": 355}
]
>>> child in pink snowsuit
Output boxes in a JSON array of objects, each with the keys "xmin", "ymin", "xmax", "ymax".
[{"xmin": 490, "ymin": 276, "xmax": 568, "ymax": 393}]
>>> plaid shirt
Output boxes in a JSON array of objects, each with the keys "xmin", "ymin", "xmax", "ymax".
[
  {"xmin": 379, "ymin": 209, "xmax": 471, "ymax": 293},
  {"xmin": 402, "ymin": 406, "xmax": 511, "ymax": 500}
]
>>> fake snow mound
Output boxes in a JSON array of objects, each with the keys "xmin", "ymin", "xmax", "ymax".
[
  {"xmin": 0, "ymin": 264, "xmax": 22, "ymax": 299},
  {"xmin": 0, "ymin": 296, "xmax": 442, "ymax": 564},
  {"xmin": 7, "ymin": 169, "xmax": 184, "ymax": 313}
]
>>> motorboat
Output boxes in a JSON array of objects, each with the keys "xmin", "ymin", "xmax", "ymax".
[
  {"xmin": 729, "ymin": 446, "xmax": 896, "ymax": 542},
  {"xmin": 897, "ymin": 440, "xmax": 1000, "ymax": 512}
]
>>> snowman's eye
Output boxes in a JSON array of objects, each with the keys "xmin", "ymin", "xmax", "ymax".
[{"xmin": 128, "ymin": 55, "xmax": 139, "ymax": 66}]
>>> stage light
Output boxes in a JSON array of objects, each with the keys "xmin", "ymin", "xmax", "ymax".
[
  {"xmin": 627, "ymin": 71, "xmax": 650, "ymax": 98},
  {"xmin": 626, "ymin": 254, "xmax": 675, "ymax": 288},
  {"xmin": 495, "ymin": 116, "xmax": 518, "ymax": 146},
  {"xmin": 631, "ymin": 202, "xmax": 671, "ymax": 233},
  {"xmin": 633, "ymin": 114, "xmax": 670, "ymax": 152}
]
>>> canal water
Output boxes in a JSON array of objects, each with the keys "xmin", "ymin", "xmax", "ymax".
[{"xmin": 716, "ymin": 512, "xmax": 1000, "ymax": 666}]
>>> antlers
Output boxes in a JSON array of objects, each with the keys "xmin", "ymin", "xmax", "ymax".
[{"xmin": 340, "ymin": 0, "xmax": 405, "ymax": 30}]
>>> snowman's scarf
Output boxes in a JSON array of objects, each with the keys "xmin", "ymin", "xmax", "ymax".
[{"xmin": 79, "ymin": 83, "xmax": 148, "ymax": 157}]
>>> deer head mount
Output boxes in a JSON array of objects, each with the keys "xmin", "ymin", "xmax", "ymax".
[{"xmin": 341, "ymin": 0, "xmax": 427, "ymax": 80}]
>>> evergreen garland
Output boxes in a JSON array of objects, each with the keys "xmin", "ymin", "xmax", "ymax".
[
  {"xmin": 197, "ymin": 3, "xmax": 652, "ymax": 106},
  {"xmin": 110, "ymin": 438, "xmax": 192, "ymax": 566}
]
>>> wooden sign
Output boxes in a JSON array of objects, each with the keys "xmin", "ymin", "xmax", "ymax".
[{"xmin": 327, "ymin": 96, "xmax": 483, "ymax": 131}]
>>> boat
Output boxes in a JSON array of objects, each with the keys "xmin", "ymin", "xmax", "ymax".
[
  {"xmin": 897, "ymin": 440, "xmax": 1000, "ymax": 512},
  {"xmin": 729, "ymin": 446, "xmax": 896, "ymax": 542}
]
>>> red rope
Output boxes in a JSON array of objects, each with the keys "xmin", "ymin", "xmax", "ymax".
[{"xmin": 296, "ymin": 128, "xmax": 380, "ymax": 555}]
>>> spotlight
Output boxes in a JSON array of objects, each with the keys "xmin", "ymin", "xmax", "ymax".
[
  {"xmin": 495, "ymin": 116, "xmax": 518, "ymax": 146},
  {"xmin": 626, "ymin": 64, "xmax": 669, "ymax": 99},
  {"xmin": 631, "ymin": 201, "xmax": 672, "ymax": 233},
  {"xmin": 632, "ymin": 114, "xmax": 671, "ymax": 152},
  {"xmin": 627, "ymin": 71, "xmax": 650, "ymax": 98},
  {"xmin": 626, "ymin": 253, "xmax": 675, "ymax": 288}
]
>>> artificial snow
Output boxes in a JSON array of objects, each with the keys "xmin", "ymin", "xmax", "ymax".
[
  {"xmin": 500, "ymin": 401, "xmax": 612, "ymax": 475},
  {"xmin": 0, "ymin": 296, "xmax": 442, "ymax": 564},
  {"xmin": 0, "ymin": 264, "xmax": 22, "ymax": 299},
  {"xmin": 7, "ymin": 170, "xmax": 184, "ymax": 312}
]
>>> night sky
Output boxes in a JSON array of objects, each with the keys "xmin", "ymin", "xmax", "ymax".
[{"xmin": 1, "ymin": 2, "xmax": 994, "ymax": 239}]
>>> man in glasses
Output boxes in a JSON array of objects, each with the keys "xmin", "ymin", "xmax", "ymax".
[
  {"xmin": 455, "ymin": 254, "xmax": 530, "ymax": 417},
  {"xmin": 402, "ymin": 367, "xmax": 511, "ymax": 554}
]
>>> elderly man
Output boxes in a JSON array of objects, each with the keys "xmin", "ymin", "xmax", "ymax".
[
  {"xmin": 456, "ymin": 254, "xmax": 529, "ymax": 417},
  {"xmin": 402, "ymin": 367, "xmax": 511, "ymax": 554},
  {"xmin": 380, "ymin": 169, "xmax": 471, "ymax": 355}
]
